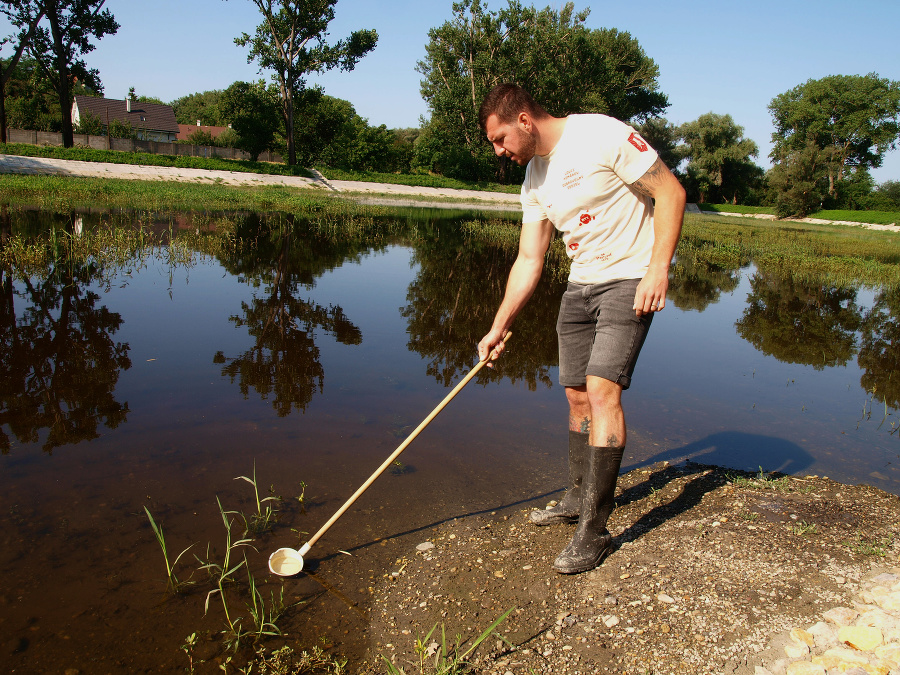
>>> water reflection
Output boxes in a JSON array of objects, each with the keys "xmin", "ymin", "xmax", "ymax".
[
  {"xmin": 859, "ymin": 285, "xmax": 900, "ymax": 411},
  {"xmin": 735, "ymin": 271, "xmax": 862, "ymax": 370},
  {"xmin": 212, "ymin": 213, "xmax": 372, "ymax": 414},
  {"xmin": 401, "ymin": 225, "xmax": 563, "ymax": 390},
  {"xmin": 0, "ymin": 217, "xmax": 131, "ymax": 454}
]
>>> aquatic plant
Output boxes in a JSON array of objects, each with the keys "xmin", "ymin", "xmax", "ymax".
[
  {"xmin": 143, "ymin": 506, "xmax": 194, "ymax": 593},
  {"xmin": 235, "ymin": 462, "xmax": 282, "ymax": 535},
  {"xmin": 382, "ymin": 608, "xmax": 514, "ymax": 675}
]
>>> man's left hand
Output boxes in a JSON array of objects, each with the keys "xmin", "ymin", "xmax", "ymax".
[{"xmin": 633, "ymin": 269, "xmax": 669, "ymax": 316}]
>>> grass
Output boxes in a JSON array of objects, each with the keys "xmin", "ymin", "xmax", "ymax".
[
  {"xmin": 383, "ymin": 608, "xmax": 514, "ymax": 675},
  {"xmin": 844, "ymin": 533, "xmax": 895, "ymax": 557},
  {"xmin": 144, "ymin": 506, "xmax": 195, "ymax": 593},
  {"xmin": 0, "ymin": 141, "xmax": 313, "ymax": 178},
  {"xmin": 680, "ymin": 213, "xmax": 900, "ymax": 289},
  {"xmin": 317, "ymin": 165, "xmax": 520, "ymax": 194},
  {"xmin": 698, "ymin": 202, "xmax": 900, "ymax": 226},
  {"xmin": 235, "ymin": 462, "xmax": 283, "ymax": 535}
]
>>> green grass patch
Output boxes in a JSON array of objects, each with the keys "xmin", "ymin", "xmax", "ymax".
[
  {"xmin": 0, "ymin": 173, "xmax": 365, "ymax": 214},
  {"xmin": 810, "ymin": 209, "xmax": 900, "ymax": 225},
  {"xmin": 698, "ymin": 203, "xmax": 776, "ymax": 216},
  {"xmin": 316, "ymin": 165, "xmax": 521, "ymax": 194},
  {"xmin": 0, "ymin": 142, "xmax": 313, "ymax": 179},
  {"xmin": 682, "ymin": 213, "xmax": 900, "ymax": 288}
]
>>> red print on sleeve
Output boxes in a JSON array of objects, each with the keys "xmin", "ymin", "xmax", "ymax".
[
  {"xmin": 579, "ymin": 213, "xmax": 592, "ymax": 225},
  {"xmin": 568, "ymin": 242, "xmax": 579, "ymax": 251},
  {"xmin": 628, "ymin": 132, "xmax": 648, "ymax": 152}
]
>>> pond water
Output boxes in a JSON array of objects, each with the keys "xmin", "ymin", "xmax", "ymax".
[{"xmin": 1, "ymin": 208, "xmax": 897, "ymax": 672}]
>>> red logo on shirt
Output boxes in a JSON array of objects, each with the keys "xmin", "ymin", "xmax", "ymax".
[
  {"xmin": 579, "ymin": 213, "xmax": 592, "ymax": 225},
  {"xmin": 568, "ymin": 242, "xmax": 579, "ymax": 251},
  {"xmin": 628, "ymin": 132, "xmax": 648, "ymax": 152}
]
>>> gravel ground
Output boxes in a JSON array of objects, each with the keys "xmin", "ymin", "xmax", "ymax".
[{"xmin": 358, "ymin": 462, "xmax": 900, "ymax": 674}]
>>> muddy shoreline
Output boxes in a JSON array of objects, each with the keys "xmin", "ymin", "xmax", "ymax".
[{"xmin": 357, "ymin": 462, "xmax": 900, "ymax": 674}]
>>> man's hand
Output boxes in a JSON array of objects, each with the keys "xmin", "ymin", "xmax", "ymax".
[
  {"xmin": 633, "ymin": 267, "xmax": 669, "ymax": 316},
  {"xmin": 477, "ymin": 328, "xmax": 509, "ymax": 366}
]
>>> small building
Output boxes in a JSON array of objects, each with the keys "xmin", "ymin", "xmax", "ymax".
[
  {"xmin": 176, "ymin": 123, "xmax": 231, "ymax": 141},
  {"xmin": 71, "ymin": 95, "xmax": 180, "ymax": 142}
]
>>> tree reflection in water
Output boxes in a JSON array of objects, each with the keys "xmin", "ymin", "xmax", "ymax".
[
  {"xmin": 735, "ymin": 271, "xmax": 862, "ymax": 370},
  {"xmin": 0, "ymin": 210, "xmax": 131, "ymax": 454},
  {"xmin": 859, "ymin": 285, "xmax": 900, "ymax": 411},
  {"xmin": 213, "ymin": 213, "xmax": 367, "ymax": 415}
]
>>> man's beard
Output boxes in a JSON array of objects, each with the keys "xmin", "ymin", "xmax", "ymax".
[{"xmin": 511, "ymin": 127, "xmax": 536, "ymax": 165}]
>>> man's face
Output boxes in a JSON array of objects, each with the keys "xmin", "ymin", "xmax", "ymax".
[{"xmin": 484, "ymin": 113, "xmax": 536, "ymax": 166}]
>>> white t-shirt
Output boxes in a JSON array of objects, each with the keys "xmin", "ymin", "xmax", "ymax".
[{"xmin": 520, "ymin": 114, "xmax": 658, "ymax": 285}]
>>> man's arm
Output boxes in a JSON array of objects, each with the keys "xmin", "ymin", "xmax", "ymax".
[
  {"xmin": 630, "ymin": 157, "xmax": 686, "ymax": 316},
  {"xmin": 477, "ymin": 218, "xmax": 555, "ymax": 363}
]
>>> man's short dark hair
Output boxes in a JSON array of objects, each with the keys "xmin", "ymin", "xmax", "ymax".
[{"xmin": 478, "ymin": 84, "xmax": 547, "ymax": 131}]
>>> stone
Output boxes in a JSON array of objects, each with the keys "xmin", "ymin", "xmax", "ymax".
[
  {"xmin": 785, "ymin": 663, "xmax": 825, "ymax": 675},
  {"xmin": 791, "ymin": 627, "xmax": 816, "ymax": 647},
  {"xmin": 416, "ymin": 542, "xmax": 435, "ymax": 552},
  {"xmin": 824, "ymin": 607, "xmax": 860, "ymax": 626},
  {"xmin": 838, "ymin": 625, "xmax": 884, "ymax": 651},
  {"xmin": 813, "ymin": 647, "xmax": 870, "ymax": 669},
  {"xmin": 754, "ymin": 667, "xmax": 775, "ymax": 675},
  {"xmin": 874, "ymin": 644, "xmax": 900, "ymax": 669},
  {"xmin": 808, "ymin": 622, "xmax": 838, "ymax": 648},
  {"xmin": 876, "ymin": 591, "xmax": 900, "ymax": 612},
  {"xmin": 785, "ymin": 642, "xmax": 810, "ymax": 658},
  {"xmin": 657, "ymin": 593, "xmax": 675, "ymax": 604},
  {"xmin": 603, "ymin": 615, "xmax": 619, "ymax": 628}
]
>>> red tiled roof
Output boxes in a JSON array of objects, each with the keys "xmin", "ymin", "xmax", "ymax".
[
  {"xmin": 74, "ymin": 95, "xmax": 179, "ymax": 133},
  {"xmin": 176, "ymin": 124, "xmax": 230, "ymax": 141}
]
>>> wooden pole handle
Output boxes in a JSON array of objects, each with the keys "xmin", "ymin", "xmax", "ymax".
[{"xmin": 303, "ymin": 332, "xmax": 512, "ymax": 552}]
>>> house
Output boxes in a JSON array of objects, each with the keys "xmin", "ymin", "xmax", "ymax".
[
  {"xmin": 71, "ymin": 95, "xmax": 180, "ymax": 142},
  {"xmin": 176, "ymin": 122, "xmax": 231, "ymax": 142}
]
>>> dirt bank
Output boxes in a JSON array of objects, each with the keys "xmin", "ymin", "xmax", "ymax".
[{"xmin": 358, "ymin": 462, "xmax": 900, "ymax": 674}]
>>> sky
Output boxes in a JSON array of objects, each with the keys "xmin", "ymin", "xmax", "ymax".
[{"xmin": 3, "ymin": 0, "xmax": 900, "ymax": 182}]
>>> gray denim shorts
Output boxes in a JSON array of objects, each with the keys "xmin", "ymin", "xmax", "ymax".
[{"xmin": 556, "ymin": 279, "xmax": 653, "ymax": 390}]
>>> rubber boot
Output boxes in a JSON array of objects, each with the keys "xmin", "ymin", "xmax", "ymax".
[
  {"xmin": 529, "ymin": 431, "xmax": 588, "ymax": 526},
  {"xmin": 552, "ymin": 444, "xmax": 623, "ymax": 574}
]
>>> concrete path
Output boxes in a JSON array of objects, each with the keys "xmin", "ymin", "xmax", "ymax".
[{"xmin": 0, "ymin": 153, "xmax": 522, "ymax": 211}]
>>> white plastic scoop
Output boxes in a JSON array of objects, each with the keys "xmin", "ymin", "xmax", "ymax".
[{"xmin": 268, "ymin": 333, "xmax": 511, "ymax": 576}]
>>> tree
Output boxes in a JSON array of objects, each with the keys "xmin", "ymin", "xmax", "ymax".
[
  {"xmin": 638, "ymin": 117, "xmax": 682, "ymax": 173},
  {"xmin": 0, "ymin": 0, "xmax": 44, "ymax": 142},
  {"xmin": 219, "ymin": 80, "xmax": 281, "ymax": 161},
  {"xmin": 769, "ymin": 73, "xmax": 900, "ymax": 199},
  {"xmin": 170, "ymin": 89, "xmax": 226, "ymax": 126},
  {"xmin": 417, "ymin": 0, "xmax": 668, "ymax": 181},
  {"xmin": 766, "ymin": 139, "xmax": 827, "ymax": 218},
  {"xmin": 24, "ymin": 0, "xmax": 118, "ymax": 147},
  {"xmin": 234, "ymin": 0, "xmax": 378, "ymax": 166},
  {"xmin": 677, "ymin": 112, "xmax": 761, "ymax": 204}
]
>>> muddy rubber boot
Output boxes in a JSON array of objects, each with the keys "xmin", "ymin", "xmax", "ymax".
[
  {"xmin": 529, "ymin": 431, "xmax": 588, "ymax": 526},
  {"xmin": 552, "ymin": 444, "xmax": 623, "ymax": 574}
]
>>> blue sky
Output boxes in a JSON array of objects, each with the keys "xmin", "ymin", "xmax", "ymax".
[{"xmin": 4, "ymin": 0, "xmax": 900, "ymax": 181}]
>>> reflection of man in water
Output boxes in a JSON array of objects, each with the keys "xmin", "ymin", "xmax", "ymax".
[{"xmin": 476, "ymin": 84, "xmax": 685, "ymax": 574}]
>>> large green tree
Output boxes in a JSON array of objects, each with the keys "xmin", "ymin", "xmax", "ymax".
[
  {"xmin": 0, "ymin": 1, "xmax": 44, "ymax": 142},
  {"xmin": 416, "ymin": 0, "xmax": 668, "ymax": 181},
  {"xmin": 170, "ymin": 89, "xmax": 227, "ymax": 126},
  {"xmin": 769, "ymin": 73, "xmax": 900, "ymax": 199},
  {"xmin": 219, "ymin": 80, "xmax": 281, "ymax": 160},
  {"xmin": 234, "ymin": 0, "xmax": 377, "ymax": 166},
  {"xmin": 23, "ymin": 0, "xmax": 118, "ymax": 147},
  {"xmin": 677, "ymin": 112, "xmax": 761, "ymax": 204}
]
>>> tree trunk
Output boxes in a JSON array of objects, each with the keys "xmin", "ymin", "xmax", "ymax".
[
  {"xmin": 48, "ymin": 2, "xmax": 75, "ymax": 148},
  {"xmin": 282, "ymin": 82, "xmax": 295, "ymax": 166},
  {"xmin": 0, "ymin": 76, "xmax": 6, "ymax": 144}
]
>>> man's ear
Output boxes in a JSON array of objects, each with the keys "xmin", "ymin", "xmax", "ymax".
[{"xmin": 517, "ymin": 112, "xmax": 532, "ymax": 131}]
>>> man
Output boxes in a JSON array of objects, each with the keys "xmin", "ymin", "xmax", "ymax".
[{"xmin": 476, "ymin": 84, "xmax": 685, "ymax": 574}]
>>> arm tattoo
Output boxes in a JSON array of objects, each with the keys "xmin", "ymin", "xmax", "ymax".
[{"xmin": 631, "ymin": 157, "xmax": 669, "ymax": 199}]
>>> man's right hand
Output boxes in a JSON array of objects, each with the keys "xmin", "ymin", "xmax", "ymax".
[{"xmin": 478, "ymin": 328, "xmax": 509, "ymax": 366}]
